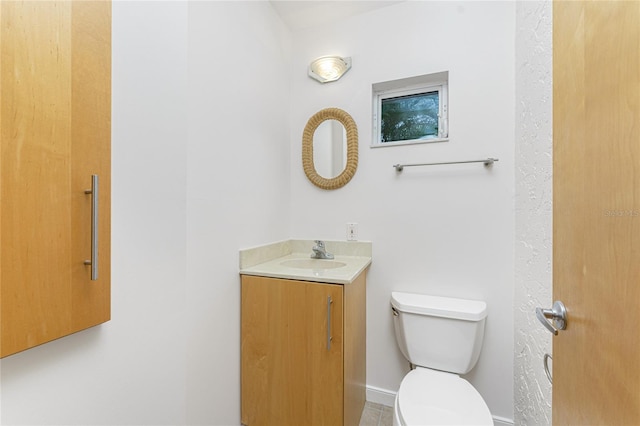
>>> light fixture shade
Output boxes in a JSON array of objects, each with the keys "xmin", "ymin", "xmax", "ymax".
[{"xmin": 308, "ymin": 56, "xmax": 352, "ymax": 83}]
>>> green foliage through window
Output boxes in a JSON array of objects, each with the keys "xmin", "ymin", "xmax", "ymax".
[{"xmin": 381, "ymin": 91, "xmax": 439, "ymax": 143}]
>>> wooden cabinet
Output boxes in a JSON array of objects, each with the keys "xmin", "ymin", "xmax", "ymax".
[
  {"xmin": 241, "ymin": 272, "xmax": 366, "ymax": 426},
  {"xmin": 0, "ymin": 1, "xmax": 111, "ymax": 358}
]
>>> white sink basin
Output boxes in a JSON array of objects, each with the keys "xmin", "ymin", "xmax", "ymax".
[{"xmin": 280, "ymin": 259, "xmax": 347, "ymax": 270}]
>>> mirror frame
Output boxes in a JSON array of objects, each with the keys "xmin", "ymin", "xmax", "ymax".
[{"xmin": 302, "ymin": 107, "xmax": 358, "ymax": 190}]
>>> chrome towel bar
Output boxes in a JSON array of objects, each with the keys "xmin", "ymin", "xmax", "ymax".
[{"xmin": 393, "ymin": 158, "xmax": 499, "ymax": 172}]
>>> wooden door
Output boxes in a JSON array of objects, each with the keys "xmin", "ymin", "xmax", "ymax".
[
  {"xmin": 553, "ymin": 1, "xmax": 640, "ymax": 423},
  {"xmin": 0, "ymin": 1, "xmax": 111, "ymax": 358},
  {"xmin": 241, "ymin": 276, "xmax": 344, "ymax": 426}
]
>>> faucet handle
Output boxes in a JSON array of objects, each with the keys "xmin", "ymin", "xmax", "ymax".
[{"xmin": 311, "ymin": 240, "xmax": 334, "ymax": 259}]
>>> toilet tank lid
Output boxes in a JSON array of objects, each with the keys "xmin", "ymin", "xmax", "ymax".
[{"xmin": 391, "ymin": 292, "xmax": 487, "ymax": 321}]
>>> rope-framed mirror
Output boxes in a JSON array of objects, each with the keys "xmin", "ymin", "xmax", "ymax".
[{"xmin": 302, "ymin": 108, "xmax": 358, "ymax": 190}]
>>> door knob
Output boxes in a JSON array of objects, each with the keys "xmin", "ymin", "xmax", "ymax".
[{"xmin": 535, "ymin": 301, "xmax": 567, "ymax": 335}]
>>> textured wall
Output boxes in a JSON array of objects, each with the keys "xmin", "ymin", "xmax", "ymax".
[{"xmin": 514, "ymin": 1, "xmax": 553, "ymax": 425}]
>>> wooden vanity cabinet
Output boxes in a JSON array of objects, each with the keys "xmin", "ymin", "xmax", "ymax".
[
  {"xmin": 0, "ymin": 1, "xmax": 111, "ymax": 357},
  {"xmin": 241, "ymin": 272, "xmax": 366, "ymax": 426}
]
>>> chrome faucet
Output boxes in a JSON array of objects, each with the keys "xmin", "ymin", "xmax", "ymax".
[{"xmin": 311, "ymin": 240, "xmax": 334, "ymax": 259}]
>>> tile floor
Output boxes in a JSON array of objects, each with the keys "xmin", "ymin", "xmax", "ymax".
[{"xmin": 359, "ymin": 401, "xmax": 393, "ymax": 426}]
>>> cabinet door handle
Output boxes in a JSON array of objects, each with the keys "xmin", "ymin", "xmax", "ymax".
[
  {"xmin": 84, "ymin": 174, "xmax": 99, "ymax": 281},
  {"xmin": 327, "ymin": 296, "xmax": 333, "ymax": 350}
]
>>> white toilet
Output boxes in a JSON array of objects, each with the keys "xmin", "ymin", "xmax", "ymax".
[{"xmin": 390, "ymin": 291, "xmax": 493, "ymax": 426}]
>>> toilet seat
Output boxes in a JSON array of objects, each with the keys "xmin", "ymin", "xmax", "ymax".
[{"xmin": 395, "ymin": 367, "xmax": 493, "ymax": 426}]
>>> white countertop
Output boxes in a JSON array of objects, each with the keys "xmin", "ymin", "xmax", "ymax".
[{"xmin": 239, "ymin": 240, "xmax": 372, "ymax": 285}]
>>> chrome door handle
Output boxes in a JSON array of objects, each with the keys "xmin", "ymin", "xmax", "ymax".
[
  {"xmin": 535, "ymin": 301, "xmax": 567, "ymax": 335},
  {"xmin": 84, "ymin": 174, "xmax": 99, "ymax": 281}
]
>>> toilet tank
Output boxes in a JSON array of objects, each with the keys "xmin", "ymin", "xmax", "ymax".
[{"xmin": 391, "ymin": 291, "xmax": 487, "ymax": 374}]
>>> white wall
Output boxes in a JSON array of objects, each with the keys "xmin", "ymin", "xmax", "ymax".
[
  {"xmin": 289, "ymin": 1, "xmax": 515, "ymax": 422},
  {"xmin": 0, "ymin": 2, "xmax": 291, "ymax": 424},
  {"xmin": 185, "ymin": 1, "xmax": 291, "ymax": 423},
  {"xmin": 514, "ymin": 1, "xmax": 553, "ymax": 424}
]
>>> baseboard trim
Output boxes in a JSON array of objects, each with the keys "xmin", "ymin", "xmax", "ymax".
[
  {"xmin": 365, "ymin": 385, "xmax": 514, "ymax": 426},
  {"xmin": 492, "ymin": 415, "xmax": 514, "ymax": 426},
  {"xmin": 365, "ymin": 385, "xmax": 396, "ymax": 407}
]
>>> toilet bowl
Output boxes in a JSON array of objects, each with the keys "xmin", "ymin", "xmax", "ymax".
[
  {"xmin": 390, "ymin": 291, "xmax": 492, "ymax": 426},
  {"xmin": 393, "ymin": 368, "xmax": 492, "ymax": 426}
]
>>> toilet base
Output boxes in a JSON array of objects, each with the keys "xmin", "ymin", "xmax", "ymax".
[{"xmin": 393, "ymin": 393, "xmax": 401, "ymax": 426}]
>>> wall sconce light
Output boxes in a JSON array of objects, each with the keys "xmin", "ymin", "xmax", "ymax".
[{"xmin": 308, "ymin": 56, "xmax": 352, "ymax": 83}]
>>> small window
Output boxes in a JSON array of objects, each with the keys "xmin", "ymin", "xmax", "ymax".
[{"xmin": 372, "ymin": 72, "xmax": 448, "ymax": 147}]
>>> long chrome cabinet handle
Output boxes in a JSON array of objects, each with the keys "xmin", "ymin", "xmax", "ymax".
[
  {"xmin": 327, "ymin": 296, "xmax": 333, "ymax": 350},
  {"xmin": 84, "ymin": 174, "xmax": 99, "ymax": 281}
]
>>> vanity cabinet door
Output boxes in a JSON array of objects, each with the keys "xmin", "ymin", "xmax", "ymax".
[
  {"xmin": 0, "ymin": 1, "xmax": 111, "ymax": 357},
  {"xmin": 241, "ymin": 276, "xmax": 344, "ymax": 426}
]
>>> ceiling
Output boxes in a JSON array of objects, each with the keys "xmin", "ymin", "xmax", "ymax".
[{"xmin": 269, "ymin": 1, "xmax": 404, "ymax": 32}]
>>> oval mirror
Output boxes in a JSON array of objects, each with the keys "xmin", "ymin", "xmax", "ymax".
[
  {"xmin": 313, "ymin": 119, "xmax": 347, "ymax": 179},
  {"xmin": 302, "ymin": 108, "xmax": 358, "ymax": 190}
]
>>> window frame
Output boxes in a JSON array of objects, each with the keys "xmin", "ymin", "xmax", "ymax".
[{"xmin": 372, "ymin": 74, "xmax": 449, "ymax": 148}]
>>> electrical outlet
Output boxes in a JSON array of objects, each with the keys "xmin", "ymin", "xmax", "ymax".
[{"xmin": 346, "ymin": 223, "xmax": 358, "ymax": 241}]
